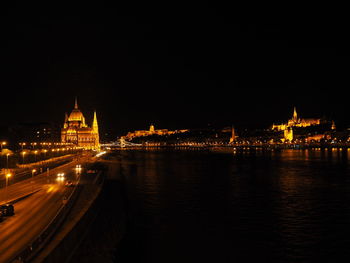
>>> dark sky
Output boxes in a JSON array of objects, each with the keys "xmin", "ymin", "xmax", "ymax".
[{"xmin": 1, "ymin": 4, "xmax": 349, "ymax": 138}]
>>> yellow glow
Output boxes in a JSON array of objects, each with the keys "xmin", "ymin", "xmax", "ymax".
[
  {"xmin": 6, "ymin": 173, "xmax": 12, "ymax": 178},
  {"xmin": 46, "ymin": 185, "xmax": 59, "ymax": 193}
]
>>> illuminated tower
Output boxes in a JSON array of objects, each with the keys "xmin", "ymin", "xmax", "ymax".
[
  {"xmin": 63, "ymin": 113, "xmax": 68, "ymax": 128},
  {"xmin": 229, "ymin": 126, "xmax": 236, "ymax": 143},
  {"xmin": 92, "ymin": 110, "xmax": 100, "ymax": 150},
  {"xmin": 293, "ymin": 107, "xmax": 298, "ymax": 122},
  {"xmin": 149, "ymin": 124, "xmax": 155, "ymax": 133}
]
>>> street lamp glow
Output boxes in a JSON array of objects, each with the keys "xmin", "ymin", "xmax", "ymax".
[
  {"xmin": 21, "ymin": 151, "xmax": 27, "ymax": 164},
  {"xmin": 5, "ymin": 173, "xmax": 12, "ymax": 201},
  {"xmin": 1, "ymin": 141, "xmax": 7, "ymax": 150},
  {"xmin": 31, "ymin": 169, "xmax": 37, "ymax": 192}
]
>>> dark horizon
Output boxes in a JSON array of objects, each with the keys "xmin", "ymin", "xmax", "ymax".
[{"xmin": 1, "ymin": 4, "xmax": 349, "ymax": 137}]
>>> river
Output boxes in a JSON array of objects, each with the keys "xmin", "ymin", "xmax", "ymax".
[{"xmin": 79, "ymin": 148, "xmax": 350, "ymax": 263}]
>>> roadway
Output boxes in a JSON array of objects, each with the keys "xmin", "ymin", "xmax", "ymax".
[{"xmin": 0, "ymin": 160, "xmax": 84, "ymax": 263}]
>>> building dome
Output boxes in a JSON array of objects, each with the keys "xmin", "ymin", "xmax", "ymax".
[
  {"xmin": 67, "ymin": 98, "xmax": 86, "ymax": 125},
  {"xmin": 68, "ymin": 108, "xmax": 84, "ymax": 122}
]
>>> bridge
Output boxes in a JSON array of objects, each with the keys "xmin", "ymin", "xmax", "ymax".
[{"xmin": 101, "ymin": 138, "xmax": 142, "ymax": 148}]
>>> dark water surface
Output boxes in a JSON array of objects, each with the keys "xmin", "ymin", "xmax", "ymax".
[{"xmin": 112, "ymin": 149, "xmax": 350, "ymax": 263}]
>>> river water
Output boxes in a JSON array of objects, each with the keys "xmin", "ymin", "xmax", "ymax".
[{"xmin": 111, "ymin": 148, "xmax": 350, "ymax": 263}]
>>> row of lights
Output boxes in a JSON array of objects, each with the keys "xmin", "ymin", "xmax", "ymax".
[{"xmin": 18, "ymin": 142, "xmax": 75, "ymax": 149}]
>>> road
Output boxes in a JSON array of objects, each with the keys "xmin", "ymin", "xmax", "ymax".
[{"xmin": 0, "ymin": 160, "xmax": 83, "ymax": 263}]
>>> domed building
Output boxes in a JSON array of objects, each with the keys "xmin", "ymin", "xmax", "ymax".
[{"xmin": 61, "ymin": 98, "xmax": 100, "ymax": 150}]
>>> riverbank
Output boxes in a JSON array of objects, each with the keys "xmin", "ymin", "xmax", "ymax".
[{"xmin": 67, "ymin": 160, "xmax": 128, "ymax": 263}]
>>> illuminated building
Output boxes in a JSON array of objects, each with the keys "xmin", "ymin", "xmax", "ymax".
[
  {"xmin": 272, "ymin": 107, "xmax": 321, "ymax": 131},
  {"xmin": 61, "ymin": 98, "xmax": 100, "ymax": 150},
  {"xmin": 125, "ymin": 124, "xmax": 188, "ymax": 140},
  {"xmin": 229, "ymin": 126, "xmax": 236, "ymax": 143},
  {"xmin": 283, "ymin": 127, "xmax": 293, "ymax": 141}
]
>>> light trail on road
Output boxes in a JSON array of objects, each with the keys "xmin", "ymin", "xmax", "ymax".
[{"xmin": 0, "ymin": 161, "xmax": 83, "ymax": 263}]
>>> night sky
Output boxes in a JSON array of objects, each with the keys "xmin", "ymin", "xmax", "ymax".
[{"xmin": 1, "ymin": 4, "xmax": 349, "ymax": 138}]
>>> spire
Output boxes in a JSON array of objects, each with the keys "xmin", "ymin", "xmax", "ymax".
[
  {"xmin": 92, "ymin": 110, "xmax": 100, "ymax": 150},
  {"xmin": 293, "ymin": 106, "xmax": 297, "ymax": 121},
  {"xmin": 64, "ymin": 112, "xmax": 68, "ymax": 128},
  {"xmin": 74, "ymin": 97, "xmax": 78, "ymax": 109},
  {"xmin": 229, "ymin": 125, "xmax": 236, "ymax": 143},
  {"xmin": 92, "ymin": 111, "xmax": 99, "ymax": 132}
]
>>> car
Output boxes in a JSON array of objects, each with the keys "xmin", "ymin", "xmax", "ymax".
[
  {"xmin": 65, "ymin": 180, "xmax": 74, "ymax": 187},
  {"xmin": 0, "ymin": 204, "xmax": 15, "ymax": 216}
]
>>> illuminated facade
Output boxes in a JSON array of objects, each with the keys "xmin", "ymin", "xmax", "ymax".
[
  {"xmin": 125, "ymin": 124, "xmax": 188, "ymax": 140},
  {"xmin": 283, "ymin": 127, "xmax": 293, "ymax": 141},
  {"xmin": 272, "ymin": 107, "xmax": 321, "ymax": 131},
  {"xmin": 61, "ymin": 98, "xmax": 100, "ymax": 150}
]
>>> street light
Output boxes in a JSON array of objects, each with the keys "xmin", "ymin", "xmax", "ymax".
[
  {"xmin": 43, "ymin": 149, "xmax": 47, "ymax": 159},
  {"xmin": 21, "ymin": 151, "xmax": 27, "ymax": 164},
  {"xmin": 19, "ymin": 142, "xmax": 26, "ymax": 150},
  {"xmin": 1, "ymin": 141, "xmax": 6, "ymax": 150},
  {"xmin": 34, "ymin": 150, "xmax": 38, "ymax": 162},
  {"xmin": 31, "ymin": 169, "xmax": 37, "ymax": 192},
  {"xmin": 5, "ymin": 173, "xmax": 12, "ymax": 202},
  {"xmin": 6, "ymin": 153, "xmax": 10, "ymax": 170}
]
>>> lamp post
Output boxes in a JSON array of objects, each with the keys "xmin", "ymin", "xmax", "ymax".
[
  {"xmin": 19, "ymin": 142, "xmax": 26, "ymax": 150},
  {"xmin": 31, "ymin": 169, "xmax": 36, "ymax": 192},
  {"xmin": 5, "ymin": 173, "xmax": 12, "ymax": 202},
  {"xmin": 6, "ymin": 153, "xmax": 10, "ymax": 170},
  {"xmin": 21, "ymin": 151, "xmax": 26, "ymax": 164},
  {"xmin": 1, "ymin": 141, "xmax": 6, "ymax": 150},
  {"xmin": 34, "ymin": 150, "xmax": 38, "ymax": 162}
]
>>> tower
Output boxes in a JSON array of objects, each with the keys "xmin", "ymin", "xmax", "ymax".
[
  {"xmin": 92, "ymin": 111, "xmax": 100, "ymax": 150},
  {"xmin": 63, "ymin": 113, "xmax": 68, "ymax": 128},
  {"xmin": 74, "ymin": 96, "xmax": 78, "ymax": 109},
  {"xmin": 229, "ymin": 126, "xmax": 236, "ymax": 143},
  {"xmin": 293, "ymin": 106, "xmax": 298, "ymax": 122}
]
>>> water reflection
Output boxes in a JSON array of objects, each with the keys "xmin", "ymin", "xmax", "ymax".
[{"xmin": 114, "ymin": 149, "xmax": 350, "ymax": 263}]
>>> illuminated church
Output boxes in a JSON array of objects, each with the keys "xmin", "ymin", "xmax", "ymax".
[
  {"xmin": 272, "ymin": 107, "xmax": 321, "ymax": 131},
  {"xmin": 61, "ymin": 98, "xmax": 100, "ymax": 150}
]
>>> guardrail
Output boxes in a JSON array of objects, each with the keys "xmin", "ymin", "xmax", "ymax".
[{"xmin": 10, "ymin": 172, "xmax": 83, "ymax": 263}]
